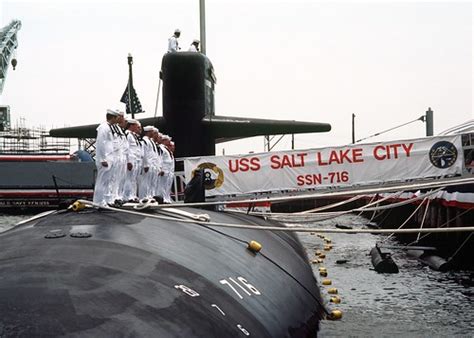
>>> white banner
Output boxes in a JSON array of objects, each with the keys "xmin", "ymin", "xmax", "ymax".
[{"xmin": 184, "ymin": 136, "xmax": 463, "ymax": 197}]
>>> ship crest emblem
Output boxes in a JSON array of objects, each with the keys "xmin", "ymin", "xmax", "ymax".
[
  {"xmin": 195, "ymin": 162, "xmax": 224, "ymax": 190},
  {"xmin": 429, "ymin": 141, "xmax": 457, "ymax": 169}
]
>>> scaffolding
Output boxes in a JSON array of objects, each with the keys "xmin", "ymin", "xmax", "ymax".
[{"xmin": 0, "ymin": 126, "xmax": 71, "ymax": 154}]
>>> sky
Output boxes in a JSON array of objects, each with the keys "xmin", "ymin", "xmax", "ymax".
[{"xmin": 0, "ymin": 0, "xmax": 472, "ymax": 155}]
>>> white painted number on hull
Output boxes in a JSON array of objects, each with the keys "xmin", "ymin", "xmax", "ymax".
[
  {"xmin": 219, "ymin": 276, "xmax": 261, "ymax": 299},
  {"xmin": 173, "ymin": 281, "xmax": 253, "ymax": 336},
  {"xmin": 237, "ymin": 324, "xmax": 250, "ymax": 336},
  {"xmin": 174, "ymin": 284, "xmax": 200, "ymax": 297},
  {"xmin": 211, "ymin": 304, "xmax": 226, "ymax": 316}
]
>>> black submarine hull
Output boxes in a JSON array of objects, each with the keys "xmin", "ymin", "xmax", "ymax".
[{"xmin": 0, "ymin": 207, "xmax": 325, "ymax": 337}]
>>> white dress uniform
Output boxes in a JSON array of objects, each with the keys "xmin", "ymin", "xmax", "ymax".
[
  {"xmin": 113, "ymin": 125, "xmax": 128, "ymax": 201},
  {"xmin": 123, "ymin": 130, "xmax": 141, "ymax": 201},
  {"xmin": 136, "ymin": 135, "xmax": 145, "ymax": 198},
  {"xmin": 146, "ymin": 139, "xmax": 160, "ymax": 198},
  {"xmin": 159, "ymin": 144, "xmax": 175, "ymax": 203},
  {"xmin": 93, "ymin": 121, "xmax": 117, "ymax": 206},
  {"xmin": 151, "ymin": 140, "xmax": 163, "ymax": 198},
  {"xmin": 168, "ymin": 35, "xmax": 179, "ymax": 53},
  {"xmin": 138, "ymin": 135, "xmax": 156, "ymax": 199},
  {"xmin": 188, "ymin": 44, "xmax": 198, "ymax": 52}
]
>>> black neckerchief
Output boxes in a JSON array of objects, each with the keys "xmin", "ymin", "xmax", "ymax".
[
  {"xmin": 150, "ymin": 140, "xmax": 158, "ymax": 152},
  {"xmin": 107, "ymin": 122, "xmax": 116, "ymax": 136}
]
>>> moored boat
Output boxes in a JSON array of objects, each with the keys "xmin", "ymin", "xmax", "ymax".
[{"xmin": 0, "ymin": 123, "xmax": 95, "ymax": 210}]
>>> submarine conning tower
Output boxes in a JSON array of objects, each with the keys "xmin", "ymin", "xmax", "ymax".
[{"xmin": 161, "ymin": 52, "xmax": 217, "ymax": 158}]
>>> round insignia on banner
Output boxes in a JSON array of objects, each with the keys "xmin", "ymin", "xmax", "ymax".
[
  {"xmin": 429, "ymin": 141, "xmax": 457, "ymax": 169},
  {"xmin": 195, "ymin": 162, "xmax": 224, "ymax": 189}
]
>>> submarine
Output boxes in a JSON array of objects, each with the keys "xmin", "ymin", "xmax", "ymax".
[
  {"xmin": 0, "ymin": 205, "xmax": 327, "ymax": 336},
  {"xmin": 0, "ymin": 53, "xmax": 334, "ymax": 336}
]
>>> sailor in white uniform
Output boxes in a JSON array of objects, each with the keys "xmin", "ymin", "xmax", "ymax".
[
  {"xmin": 139, "ymin": 126, "xmax": 158, "ymax": 200},
  {"xmin": 151, "ymin": 128, "xmax": 164, "ymax": 198},
  {"xmin": 93, "ymin": 109, "xmax": 120, "ymax": 207},
  {"xmin": 123, "ymin": 119, "xmax": 142, "ymax": 202},
  {"xmin": 114, "ymin": 110, "xmax": 129, "ymax": 203},
  {"xmin": 168, "ymin": 29, "xmax": 181, "ymax": 53},
  {"xmin": 159, "ymin": 135, "xmax": 175, "ymax": 203},
  {"xmin": 188, "ymin": 39, "xmax": 200, "ymax": 52}
]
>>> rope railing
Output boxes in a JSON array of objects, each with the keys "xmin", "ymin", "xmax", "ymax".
[
  {"xmin": 73, "ymin": 200, "xmax": 474, "ymax": 235},
  {"xmin": 151, "ymin": 176, "xmax": 474, "ymax": 209}
]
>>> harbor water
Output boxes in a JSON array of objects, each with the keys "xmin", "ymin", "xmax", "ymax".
[{"xmin": 1, "ymin": 212, "xmax": 472, "ymax": 336}]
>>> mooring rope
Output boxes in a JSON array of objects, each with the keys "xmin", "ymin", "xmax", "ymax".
[
  {"xmin": 352, "ymin": 187, "xmax": 444, "ymax": 212},
  {"xmin": 380, "ymin": 195, "xmax": 430, "ymax": 243},
  {"xmin": 416, "ymin": 198, "xmax": 431, "ymax": 242},
  {"xmin": 149, "ymin": 176, "xmax": 474, "ymax": 209},
  {"xmin": 74, "ymin": 200, "xmax": 474, "ymax": 234},
  {"xmin": 357, "ymin": 194, "xmax": 377, "ymax": 217},
  {"xmin": 448, "ymin": 232, "xmax": 473, "ymax": 261},
  {"xmin": 297, "ymin": 195, "xmax": 364, "ymax": 214},
  {"xmin": 236, "ymin": 190, "xmax": 426, "ymax": 224},
  {"xmin": 240, "ymin": 191, "xmax": 404, "ymax": 220},
  {"xmin": 406, "ymin": 208, "xmax": 473, "ymax": 246}
]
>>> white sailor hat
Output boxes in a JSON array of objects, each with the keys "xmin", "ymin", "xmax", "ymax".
[
  {"xmin": 106, "ymin": 109, "xmax": 120, "ymax": 116},
  {"xmin": 127, "ymin": 119, "xmax": 139, "ymax": 124},
  {"xmin": 174, "ymin": 28, "xmax": 181, "ymax": 33},
  {"xmin": 153, "ymin": 127, "xmax": 159, "ymax": 132},
  {"xmin": 192, "ymin": 39, "xmax": 200, "ymax": 44},
  {"xmin": 143, "ymin": 125, "xmax": 154, "ymax": 132},
  {"xmin": 116, "ymin": 110, "xmax": 125, "ymax": 116},
  {"xmin": 161, "ymin": 134, "xmax": 170, "ymax": 140}
]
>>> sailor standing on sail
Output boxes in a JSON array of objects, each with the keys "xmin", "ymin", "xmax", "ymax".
[
  {"xmin": 123, "ymin": 119, "xmax": 142, "ymax": 202},
  {"xmin": 188, "ymin": 39, "xmax": 200, "ymax": 52},
  {"xmin": 93, "ymin": 109, "xmax": 120, "ymax": 207},
  {"xmin": 168, "ymin": 29, "xmax": 181, "ymax": 53}
]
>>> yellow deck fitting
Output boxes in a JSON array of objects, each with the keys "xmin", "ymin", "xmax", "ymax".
[
  {"xmin": 247, "ymin": 240, "xmax": 262, "ymax": 253},
  {"xmin": 71, "ymin": 201, "xmax": 86, "ymax": 212}
]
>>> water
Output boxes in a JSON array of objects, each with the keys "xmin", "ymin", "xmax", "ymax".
[
  {"xmin": 298, "ymin": 214, "xmax": 474, "ymax": 336},
  {"xmin": 1, "ymin": 213, "xmax": 472, "ymax": 336},
  {"xmin": 0, "ymin": 214, "xmax": 29, "ymax": 232}
]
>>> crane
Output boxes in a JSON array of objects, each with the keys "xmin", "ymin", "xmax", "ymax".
[{"xmin": 0, "ymin": 20, "xmax": 21, "ymax": 95}]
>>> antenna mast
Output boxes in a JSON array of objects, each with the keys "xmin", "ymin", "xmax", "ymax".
[{"xmin": 199, "ymin": 0, "xmax": 206, "ymax": 55}]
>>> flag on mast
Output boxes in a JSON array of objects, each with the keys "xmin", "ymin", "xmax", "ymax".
[{"xmin": 120, "ymin": 83, "xmax": 144, "ymax": 115}]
